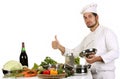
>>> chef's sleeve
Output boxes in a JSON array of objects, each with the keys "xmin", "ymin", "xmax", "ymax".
[
  {"xmin": 63, "ymin": 38, "xmax": 86, "ymax": 57},
  {"xmin": 101, "ymin": 30, "xmax": 119, "ymax": 64}
]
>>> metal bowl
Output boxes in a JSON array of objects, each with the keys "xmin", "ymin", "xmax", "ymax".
[
  {"xmin": 2, "ymin": 69, "xmax": 22, "ymax": 75},
  {"xmin": 2, "ymin": 69, "xmax": 11, "ymax": 75},
  {"xmin": 74, "ymin": 64, "xmax": 91, "ymax": 74},
  {"xmin": 79, "ymin": 48, "xmax": 97, "ymax": 58}
]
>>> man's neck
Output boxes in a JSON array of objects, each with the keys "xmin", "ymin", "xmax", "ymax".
[{"xmin": 90, "ymin": 23, "xmax": 99, "ymax": 32}]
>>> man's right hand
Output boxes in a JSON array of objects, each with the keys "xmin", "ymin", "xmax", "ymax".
[
  {"xmin": 52, "ymin": 35, "xmax": 65, "ymax": 54},
  {"xmin": 52, "ymin": 35, "xmax": 60, "ymax": 49}
]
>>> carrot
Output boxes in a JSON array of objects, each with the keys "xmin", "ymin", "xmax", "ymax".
[{"xmin": 22, "ymin": 70, "xmax": 37, "ymax": 77}]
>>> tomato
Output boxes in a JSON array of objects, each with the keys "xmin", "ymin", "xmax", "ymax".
[{"xmin": 43, "ymin": 70, "xmax": 50, "ymax": 74}]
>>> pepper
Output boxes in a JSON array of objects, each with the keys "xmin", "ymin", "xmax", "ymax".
[
  {"xmin": 43, "ymin": 70, "xmax": 50, "ymax": 74},
  {"xmin": 57, "ymin": 68, "xmax": 64, "ymax": 74},
  {"xmin": 50, "ymin": 69, "xmax": 58, "ymax": 75}
]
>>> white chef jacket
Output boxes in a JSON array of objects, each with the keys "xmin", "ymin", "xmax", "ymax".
[{"xmin": 64, "ymin": 25, "xmax": 119, "ymax": 71}]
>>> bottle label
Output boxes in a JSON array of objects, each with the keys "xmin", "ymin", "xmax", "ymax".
[{"xmin": 22, "ymin": 48, "xmax": 25, "ymax": 51}]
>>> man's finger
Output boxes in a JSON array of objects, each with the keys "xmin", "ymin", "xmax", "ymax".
[{"xmin": 55, "ymin": 35, "xmax": 58, "ymax": 41}]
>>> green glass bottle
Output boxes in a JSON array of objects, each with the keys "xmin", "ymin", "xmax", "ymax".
[{"xmin": 19, "ymin": 42, "xmax": 28, "ymax": 67}]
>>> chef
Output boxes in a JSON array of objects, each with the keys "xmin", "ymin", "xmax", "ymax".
[{"xmin": 52, "ymin": 3, "xmax": 119, "ymax": 79}]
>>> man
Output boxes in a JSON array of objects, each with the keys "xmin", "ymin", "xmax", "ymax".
[{"xmin": 52, "ymin": 3, "xmax": 119, "ymax": 79}]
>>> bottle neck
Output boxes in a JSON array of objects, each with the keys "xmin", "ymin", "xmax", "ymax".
[
  {"xmin": 22, "ymin": 42, "xmax": 26, "ymax": 52},
  {"xmin": 22, "ymin": 42, "xmax": 25, "ymax": 48},
  {"xmin": 22, "ymin": 48, "xmax": 25, "ymax": 51}
]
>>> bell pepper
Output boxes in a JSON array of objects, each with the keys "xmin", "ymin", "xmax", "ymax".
[
  {"xmin": 50, "ymin": 69, "xmax": 58, "ymax": 75},
  {"xmin": 43, "ymin": 70, "xmax": 50, "ymax": 74}
]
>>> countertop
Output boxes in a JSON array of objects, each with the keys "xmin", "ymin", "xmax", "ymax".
[{"xmin": 2, "ymin": 70, "xmax": 92, "ymax": 79}]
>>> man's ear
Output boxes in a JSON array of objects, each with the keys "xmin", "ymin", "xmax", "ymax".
[{"xmin": 96, "ymin": 15, "xmax": 99, "ymax": 20}]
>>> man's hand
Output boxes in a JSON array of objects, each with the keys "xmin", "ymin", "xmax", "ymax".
[
  {"xmin": 52, "ymin": 35, "xmax": 65, "ymax": 54},
  {"xmin": 52, "ymin": 35, "xmax": 59, "ymax": 49},
  {"xmin": 85, "ymin": 55, "xmax": 103, "ymax": 64}
]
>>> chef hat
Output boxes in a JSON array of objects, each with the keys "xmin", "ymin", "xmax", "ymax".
[{"xmin": 81, "ymin": 3, "xmax": 97, "ymax": 14}]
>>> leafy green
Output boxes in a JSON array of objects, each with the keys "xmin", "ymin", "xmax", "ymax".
[
  {"xmin": 74, "ymin": 57, "xmax": 80, "ymax": 65},
  {"xmin": 3, "ymin": 60, "xmax": 23, "ymax": 71},
  {"xmin": 40, "ymin": 56, "xmax": 57, "ymax": 66},
  {"xmin": 32, "ymin": 63, "xmax": 39, "ymax": 70}
]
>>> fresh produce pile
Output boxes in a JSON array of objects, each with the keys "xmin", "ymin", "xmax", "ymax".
[
  {"xmin": 32, "ymin": 56, "xmax": 79, "ymax": 77},
  {"xmin": 2, "ymin": 56, "xmax": 80, "ymax": 78},
  {"xmin": 32, "ymin": 56, "xmax": 65, "ymax": 76}
]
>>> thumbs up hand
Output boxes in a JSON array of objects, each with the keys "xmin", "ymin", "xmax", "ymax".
[
  {"xmin": 52, "ymin": 35, "xmax": 65, "ymax": 54},
  {"xmin": 52, "ymin": 35, "xmax": 60, "ymax": 49}
]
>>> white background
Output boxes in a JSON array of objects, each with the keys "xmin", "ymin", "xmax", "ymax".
[{"xmin": 0, "ymin": 0, "xmax": 120, "ymax": 79}]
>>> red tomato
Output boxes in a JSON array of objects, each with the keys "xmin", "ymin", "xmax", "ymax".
[{"xmin": 43, "ymin": 70, "xmax": 50, "ymax": 74}]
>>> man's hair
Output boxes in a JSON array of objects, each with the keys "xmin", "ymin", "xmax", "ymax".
[{"xmin": 92, "ymin": 13, "xmax": 98, "ymax": 17}]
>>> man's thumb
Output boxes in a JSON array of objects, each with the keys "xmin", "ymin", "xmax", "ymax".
[{"xmin": 55, "ymin": 35, "xmax": 58, "ymax": 41}]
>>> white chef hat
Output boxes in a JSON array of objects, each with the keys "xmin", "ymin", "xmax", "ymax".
[{"xmin": 81, "ymin": 3, "xmax": 97, "ymax": 14}]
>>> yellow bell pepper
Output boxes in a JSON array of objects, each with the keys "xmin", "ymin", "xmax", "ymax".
[{"xmin": 50, "ymin": 69, "xmax": 58, "ymax": 75}]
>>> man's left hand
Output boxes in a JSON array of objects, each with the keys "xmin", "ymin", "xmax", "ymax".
[{"xmin": 85, "ymin": 55, "xmax": 103, "ymax": 64}]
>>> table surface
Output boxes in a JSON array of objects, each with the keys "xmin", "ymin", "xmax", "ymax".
[{"xmin": 2, "ymin": 70, "xmax": 92, "ymax": 79}]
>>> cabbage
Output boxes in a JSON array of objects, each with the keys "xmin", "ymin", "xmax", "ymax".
[{"xmin": 3, "ymin": 60, "xmax": 23, "ymax": 71}]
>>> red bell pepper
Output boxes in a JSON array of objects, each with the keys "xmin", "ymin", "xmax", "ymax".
[{"xmin": 43, "ymin": 70, "xmax": 50, "ymax": 74}]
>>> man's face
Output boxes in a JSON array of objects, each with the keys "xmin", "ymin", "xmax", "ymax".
[{"xmin": 83, "ymin": 12, "xmax": 98, "ymax": 28}]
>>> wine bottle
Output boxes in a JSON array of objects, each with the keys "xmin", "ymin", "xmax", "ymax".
[{"xmin": 19, "ymin": 42, "xmax": 28, "ymax": 67}]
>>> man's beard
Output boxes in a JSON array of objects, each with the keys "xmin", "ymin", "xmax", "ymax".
[{"xmin": 87, "ymin": 20, "xmax": 98, "ymax": 28}]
